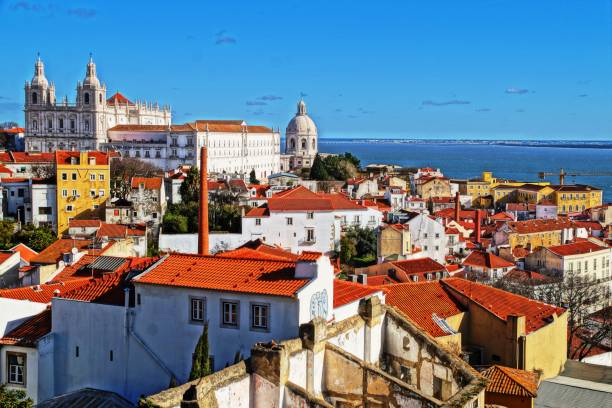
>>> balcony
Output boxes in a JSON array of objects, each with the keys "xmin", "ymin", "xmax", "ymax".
[{"xmin": 299, "ymin": 238, "xmax": 317, "ymax": 246}]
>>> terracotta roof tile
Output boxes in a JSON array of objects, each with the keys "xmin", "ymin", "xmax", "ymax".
[
  {"xmin": 134, "ymin": 253, "xmax": 310, "ymax": 297},
  {"xmin": 0, "ymin": 280, "xmax": 91, "ymax": 303},
  {"xmin": 9, "ymin": 152, "xmax": 55, "ymax": 163},
  {"xmin": 106, "ymin": 92, "xmax": 133, "ymax": 105},
  {"xmin": 69, "ymin": 219, "xmax": 102, "ymax": 228},
  {"xmin": 365, "ymin": 275, "xmax": 400, "ymax": 286},
  {"xmin": 244, "ymin": 206, "xmax": 270, "ymax": 217},
  {"xmin": 97, "ymin": 223, "xmax": 128, "ymax": 238},
  {"xmin": 384, "ymin": 281, "xmax": 464, "ymax": 337},
  {"xmin": 462, "ymin": 251, "xmax": 514, "ymax": 269},
  {"xmin": 55, "ymin": 151, "xmax": 110, "ymax": 166},
  {"xmin": 131, "ymin": 177, "xmax": 162, "ymax": 190},
  {"xmin": 265, "ymin": 186, "xmax": 367, "ymax": 212},
  {"xmin": 481, "ymin": 365, "xmax": 539, "ymax": 397},
  {"xmin": 442, "ymin": 278, "xmax": 565, "ymax": 333},
  {"xmin": 0, "ymin": 308, "xmax": 52, "ymax": 347},
  {"xmin": 506, "ymin": 218, "xmax": 575, "ymax": 234},
  {"xmin": 236, "ymin": 240, "xmax": 299, "ymax": 261},
  {"xmin": 333, "ymin": 279, "xmax": 382, "ymax": 308},
  {"xmin": 388, "ymin": 258, "xmax": 447, "ymax": 282},
  {"xmin": 546, "ymin": 241, "xmax": 607, "ymax": 256},
  {"xmin": 31, "ymin": 239, "xmax": 97, "ymax": 265}
]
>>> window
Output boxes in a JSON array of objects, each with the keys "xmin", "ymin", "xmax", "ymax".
[
  {"xmin": 32, "ymin": 119, "xmax": 38, "ymax": 130},
  {"xmin": 99, "ymin": 174, "xmax": 105, "ymax": 181},
  {"xmin": 99, "ymin": 189, "xmax": 105, "ymax": 197},
  {"xmin": 286, "ymin": 217, "xmax": 293, "ymax": 225},
  {"xmin": 31, "ymin": 92, "xmax": 38, "ymax": 104},
  {"xmin": 48, "ymin": 119, "xmax": 53, "ymax": 130},
  {"xmin": 222, "ymin": 300, "xmax": 239, "ymax": 327},
  {"xmin": 90, "ymin": 174, "xmax": 96, "ymax": 181},
  {"xmin": 399, "ymin": 365, "xmax": 412, "ymax": 383},
  {"xmin": 70, "ymin": 119, "xmax": 75, "ymax": 131},
  {"xmin": 137, "ymin": 294, "xmax": 141, "ymax": 305},
  {"xmin": 72, "ymin": 173, "xmax": 77, "ymax": 181},
  {"xmin": 255, "ymin": 218, "xmax": 261, "ymax": 226},
  {"xmin": 251, "ymin": 303, "xmax": 269, "ymax": 331},
  {"xmin": 354, "ymin": 215, "xmax": 361, "ymax": 223},
  {"xmin": 66, "ymin": 205, "xmax": 74, "ymax": 212},
  {"xmin": 306, "ymin": 228, "xmax": 315, "ymax": 242},
  {"xmin": 84, "ymin": 92, "xmax": 90, "ymax": 104},
  {"xmin": 191, "ymin": 297, "xmax": 205, "ymax": 322},
  {"xmin": 72, "ymin": 189, "xmax": 78, "ymax": 196},
  {"xmin": 7, "ymin": 352, "xmax": 26, "ymax": 385},
  {"xmin": 39, "ymin": 207, "xmax": 52, "ymax": 215},
  {"xmin": 59, "ymin": 118, "xmax": 64, "ymax": 129},
  {"xmin": 62, "ymin": 189, "xmax": 68, "ymax": 197},
  {"xmin": 307, "ymin": 212, "xmax": 314, "ymax": 219},
  {"xmin": 84, "ymin": 119, "xmax": 90, "ymax": 131},
  {"xmin": 17, "ymin": 189, "xmax": 24, "ymax": 198},
  {"xmin": 109, "ymin": 350, "xmax": 114, "ymax": 362},
  {"xmin": 90, "ymin": 190, "xmax": 96, "ymax": 197},
  {"xmin": 76, "ymin": 346, "xmax": 79, "ymax": 357}
]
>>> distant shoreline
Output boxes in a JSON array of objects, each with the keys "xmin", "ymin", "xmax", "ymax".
[{"xmin": 315, "ymin": 138, "xmax": 612, "ymax": 150}]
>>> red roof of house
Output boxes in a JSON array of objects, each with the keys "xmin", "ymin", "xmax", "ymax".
[
  {"xmin": 69, "ymin": 219, "xmax": 103, "ymax": 228},
  {"xmin": 134, "ymin": 253, "xmax": 310, "ymax": 297},
  {"xmin": 506, "ymin": 218, "xmax": 575, "ymax": 234},
  {"xmin": 434, "ymin": 208, "xmax": 478, "ymax": 221},
  {"xmin": 97, "ymin": 223, "xmax": 128, "ymax": 239},
  {"xmin": 462, "ymin": 251, "xmax": 514, "ymax": 269},
  {"xmin": 442, "ymin": 278, "xmax": 565, "ymax": 334},
  {"xmin": 1, "ymin": 177, "xmax": 29, "ymax": 183},
  {"xmin": 490, "ymin": 212, "xmax": 514, "ymax": 221},
  {"xmin": 0, "ymin": 164, "xmax": 13, "ymax": 174},
  {"xmin": 244, "ymin": 206, "xmax": 270, "ymax": 217},
  {"xmin": 504, "ymin": 269, "xmax": 550, "ymax": 282},
  {"xmin": 365, "ymin": 275, "xmax": 400, "ymax": 286},
  {"xmin": 0, "ymin": 251, "xmax": 17, "ymax": 265},
  {"xmin": 265, "ymin": 186, "xmax": 367, "ymax": 212},
  {"xmin": 30, "ymin": 239, "xmax": 97, "ymax": 265},
  {"xmin": 55, "ymin": 151, "xmax": 110, "ymax": 166},
  {"xmin": 512, "ymin": 247, "xmax": 531, "ymax": 259},
  {"xmin": 384, "ymin": 281, "xmax": 464, "ymax": 337},
  {"xmin": 237, "ymin": 240, "xmax": 300, "ymax": 261},
  {"xmin": 481, "ymin": 365, "xmax": 539, "ymax": 398},
  {"xmin": 60, "ymin": 271, "xmax": 127, "ymax": 305},
  {"xmin": 218, "ymin": 247, "xmax": 294, "ymax": 262},
  {"xmin": 547, "ymin": 241, "xmax": 607, "ymax": 257},
  {"xmin": 131, "ymin": 177, "xmax": 162, "ymax": 190},
  {"xmin": 387, "ymin": 258, "xmax": 447, "ymax": 282},
  {"xmin": 207, "ymin": 180, "xmax": 227, "ymax": 191},
  {"xmin": 106, "ymin": 92, "xmax": 133, "ymax": 105},
  {"xmin": 192, "ymin": 120, "xmax": 273, "ymax": 134},
  {"xmin": 9, "ymin": 152, "xmax": 55, "ymax": 163},
  {"xmin": 248, "ymin": 184, "xmax": 270, "ymax": 199},
  {"xmin": 0, "ymin": 280, "xmax": 91, "ymax": 303},
  {"xmin": 0, "ymin": 127, "xmax": 25, "ymax": 134},
  {"xmin": 0, "ymin": 308, "xmax": 52, "ymax": 347},
  {"xmin": 573, "ymin": 221, "xmax": 603, "ymax": 231},
  {"xmin": 333, "ymin": 279, "xmax": 382, "ymax": 308}
]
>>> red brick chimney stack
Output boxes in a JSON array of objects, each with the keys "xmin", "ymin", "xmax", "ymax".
[
  {"xmin": 475, "ymin": 210, "xmax": 482, "ymax": 244},
  {"xmin": 454, "ymin": 191, "xmax": 461, "ymax": 221},
  {"xmin": 198, "ymin": 147, "xmax": 209, "ymax": 255}
]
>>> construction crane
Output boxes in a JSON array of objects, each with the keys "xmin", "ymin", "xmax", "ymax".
[{"xmin": 538, "ymin": 168, "xmax": 612, "ymax": 185}]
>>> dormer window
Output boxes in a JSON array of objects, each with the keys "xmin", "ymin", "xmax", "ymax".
[
  {"xmin": 88, "ymin": 157, "xmax": 96, "ymax": 165},
  {"xmin": 70, "ymin": 157, "xmax": 78, "ymax": 165}
]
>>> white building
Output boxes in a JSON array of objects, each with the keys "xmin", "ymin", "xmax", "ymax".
[
  {"xmin": 129, "ymin": 177, "xmax": 166, "ymax": 228},
  {"xmin": 24, "ymin": 56, "xmax": 171, "ymax": 152},
  {"xmin": 284, "ymin": 99, "xmax": 318, "ymax": 169},
  {"xmin": 242, "ymin": 186, "xmax": 384, "ymax": 255},
  {"xmin": 405, "ymin": 213, "xmax": 447, "ymax": 264},
  {"xmin": 107, "ymin": 120, "xmax": 281, "ymax": 179}
]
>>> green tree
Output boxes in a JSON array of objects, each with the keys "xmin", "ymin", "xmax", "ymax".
[
  {"xmin": 249, "ymin": 169, "xmax": 260, "ymax": 185},
  {"xmin": 0, "ymin": 221, "xmax": 15, "ymax": 250},
  {"xmin": 0, "ymin": 384, "xmax": 33, "ymax": 408},
  {"xmin": 14, "ymin": 224, "xmax": 57, "ymax": 252},
  {"xmin": 110, "ymin": 157, "xmax": 161, "ymax": 199},
  {"xmin": 179, "ymin": 167, "xmax": 200, "ymax": 204},
  {"xmin": 309, "ymin": 154, "xmax": 329, "ymax": 180},
  {"xmin": 340, "ymin": 226, "xmax": 377, "ymax": 266},
  {"xmin": 189, "ymin": 323, "xmax": 212, "ymax": 380},
  {"xmin": 162, "ymin": 212, "xmax": 189, "ymax": 234}
]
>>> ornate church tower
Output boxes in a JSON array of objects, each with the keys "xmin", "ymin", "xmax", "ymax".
[
  {"xmin": 25, "ymin": 56, "xmax": 55, "ymax": 107},
  {"xmin": 76, "ymin": 56, "xmax": 107, "ymax": 146},
  {"xmin": 285, "ymin": 99, "xmax": 318, "ymax": 168}
]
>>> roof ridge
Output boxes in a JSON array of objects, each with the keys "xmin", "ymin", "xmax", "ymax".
[{"xmin": 494, "ymin": 365, "xmax": 538, "ymax": 397}]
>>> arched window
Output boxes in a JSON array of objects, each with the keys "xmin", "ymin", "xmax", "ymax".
[
  {"xmin": 59, "ymin": 118, "xmax": 64, "ymax": 129},
  {"xmin": 32, "ymin": 120, "xmax": 38, "ymax": 130},
  {"xmin": 290, "ymin": 138, "xmax": 296, "ymax": 149},
  {"xmin": 301, "ymin": 139, "xmax": 306, "ymax": 149},
  {"xmin": 84, "ymin": 119, "xmax": 90, "ymax": 131},
  {"xmin": 84, "ymin": 93, "xmax": 90, "ymax": 105},
  {"xmin": 32, "ymin": 92, "xmax": 38, "ymax": 104},
  {"xmin": 99, "ymin": 93, "xmax": 102, "ymax": 103},
  {"xmin": 312, "ymin": 139, "xmax": 316, "ymax": 149}
]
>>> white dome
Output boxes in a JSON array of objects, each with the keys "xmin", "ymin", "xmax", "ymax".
[
  {"xmin": 286, "ymin": 99, "xmax": 317, "ymax": 135},
  {"xmin": 31, "ymin": 58, "xmax": 48, "ymax": 87},
  {"xmin": 286, "ymin": 114, "xmax": 317, "ymax": 135}
]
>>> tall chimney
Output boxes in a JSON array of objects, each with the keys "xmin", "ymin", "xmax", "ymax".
[
  {"xmin": 475, "ymin": 209, "xmax": 482, "ymax": 244},
  {"xmin": 198, "ymin": 147, "xmax": 209, "ymax": 255},
  {"xmin": 454, "ymin": 191, "xmax": 461, "ymax": 221}
]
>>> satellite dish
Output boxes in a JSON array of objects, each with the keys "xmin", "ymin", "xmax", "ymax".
[{"xmin": 71, "ymin": 247, "xmax": 79, "ymax": 255}]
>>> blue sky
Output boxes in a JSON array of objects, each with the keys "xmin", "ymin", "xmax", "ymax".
[{"xmin": 1, "ymin": 0, "xmax": 611, "ymax": 140}]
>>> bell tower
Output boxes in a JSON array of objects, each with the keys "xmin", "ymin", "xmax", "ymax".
[{"xmin": 25, "ymin": 55, "xmax": 52, "ymax": 106}]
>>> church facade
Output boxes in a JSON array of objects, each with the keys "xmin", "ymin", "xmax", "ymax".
[{"xmin": 24, "ymin": 56, "xmax": 171, "ymax": 153}]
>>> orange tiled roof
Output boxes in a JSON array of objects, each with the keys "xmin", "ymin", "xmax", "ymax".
[
  {"xmin": 504, "ymin": 269, "xmax": 550, "ymax": 282},
  {"xmin": 106, "ymin": 92, "xmax": 133, "ymax": 105},
  {"xmin": 384, "ymin": 281, "xmax": 464, "ymax": 337},
  {"xmin": 434, "ymin": 208, "xmax": 478, "ymax": 221},
  {"xmin": 55, "ymin": 150, "xmax": 110, "ymax": 166},
  {"xmin": 31, "ymin": 239, "xmax": 96, "ymax": 265},
  {"xmin": 218, "ymin": 247, "xmax": 293, "ymax": 261},
  {"xmin": 512, "ymin": 247, "xmax": 530, "ymax": 259},
  {"xmin": 193, "ymin": 120, "xmax": 273, "ymax": 134},
  {"xmin": 547, "ymin": 241, "xmax": 607, "ymax": 256},
  {"xmin": 0, "ymin": 164, "xmax": 13, "ymax": 174},
  {"xmin": 131, "ymin": 177, "xmax": 162, "ymax": 190},
  {"xmin": 244, "ymin": 206, "xmax": 270, "ymax": 217},
  {"xmin": 237, "ymin": 240, "xmax": 299, "ymax": 261},
  {"xmin": 97, "ymin": 223, "xmax": 128, "ymax": 238},
  {"xmin": 389, "ymin": 258, "xmax": 447, "ymax": 282},
  {"xmin": 365, "ymin": 275, "xmax": 400, "ymax": 286},
  {"xmin": 265, "ymin": 186, "xmax": 367, "ymax": 212},
  {"xmin": 442, "ymin": 278, "xmax": 565, "ymax": 333},
  {"xmin": 481, "ymin": 365, "xmax": 539, "ymax": 397},
  {"xmin": 0, "ymin": 280, "xmax": 91, "ymax": 303},
  {"xmin": 0, "ymin": 308, "xmax": 52, "ymax": 347},
  {"xmin": 9, "ymin": 152, "xmax": 55, "ymax": 163},
  {"xmin": 573, "ymin": 221, "xmax": 603, "ymax": 231},
  {"xmin": 134, "ymin": 253, "xmax": 310, "ymax": 297},
  {"xmin": 333, "ymin": 279, "xmax": 382, "ymax": 308},
  {"xmin": 490, "ymin": 212, "xmax": 514, "ymax": 221},
  {"xmin": 1, "ymin": 177, "xmax": 29, "ymax": 183},
  {"xmin": 506, "ymin": 218, "xmax": 575, "ymax": 234},
  {"xmin": 462, "ymin": 251, "xmax": 514, "ymax": 269}
]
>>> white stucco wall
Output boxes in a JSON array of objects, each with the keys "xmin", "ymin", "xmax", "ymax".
[
  {"xmin": 0, "ymin": 298, "xmax": 47, "ymax": 336},
  {"xmin": 407, "ymin": 214, "xmax": 447, "ymax": 263},
  {"xmin": 0, "ymin": 345, "xmax": 39, "ymax": 404}
]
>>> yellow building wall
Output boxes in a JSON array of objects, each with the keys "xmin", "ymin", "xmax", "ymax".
[
  {"xmin": 524, "ymin": 312, "xmax": 567, "ymax": 379},
  {"xmin": 56, "ymin": 152, "xmax": 110, "ymax": 236},
  {"xmin": 555, "ymin": 190, "xmax": 603, "ymax": 214},
  {"xmin": 508, "ymin": 230, "xmax": 563, "ymax": 251}
]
